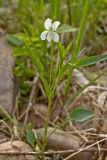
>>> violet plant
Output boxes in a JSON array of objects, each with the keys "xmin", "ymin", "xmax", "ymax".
[{"xmin": 4, "ymin": 0, "xmax": 107, "ymax": 154}]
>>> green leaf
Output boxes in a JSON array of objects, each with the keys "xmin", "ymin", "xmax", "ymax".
[
  {"xmin": 26, "ymin": 131, "xmax": 36, "ymax": 148},
  {"xmin": 58, "ymin": 41, "xmax": 73, "ymax": 60},
  {"xmin": 0, "ymin": 105, "xmax": 17, "ymax": 125},
  {"xmin": 75, "ymin": 52, "xmax": 107, "ymax": 67},
  {"xmin": 57, "ymin": 24, "xmax": 77, "ymax": 33},
  {"xmin": 13, "ymin": 47, "xmax": 28, "ymax": 57},
  {"xmin": 71, "ymin": 0, "xmax": 89, "ymax": 61},
  {"xmin": 30, "ymin": 51, "xmax": 44, "ymax": 72},
  {"xmin": 69, "ymin": 108, "xmax": 94, "ymax": 122},
  {"xmin": 14, "ymin": 60, "xmax": 34, "ymax": 78},
  {"xmin": 58, "ymin": 42, "xmax": 66, "ymax": 59},
  {"xmin": 41, "ymin": 77, "xmax": 50, "ymax": 98},
  {"xmin": 5, "ymin": 34, "xmax": 23, "ymax": 46}
]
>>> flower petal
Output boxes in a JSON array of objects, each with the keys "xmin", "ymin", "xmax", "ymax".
[
  {"xmin": 44, "ymin": 18, "xmax": 52, "ymax": 30},
  {"xmin": 52, "ymin": 21, "xmax": 60, "ymax": 31},
  {"xmin": 47, "ymin": 32, "xmax": 53, "ymax": 42},
  {"xmin": 52, "ymin": 32, "xmax": 59, "ymax": 42},
  {"xmin": 40, "ymin": 31, "xmax": 48, "ymax": 40}
]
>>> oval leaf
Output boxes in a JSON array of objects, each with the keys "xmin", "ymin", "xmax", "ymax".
[
  {"xmin": 69, "ymin": 108, "xmax": 94, "ymax": 122},
  {"xmin": 5, "ymin": 34, "xmax": 23, "ymax": 46},
  {"xmin": 26, "ymin": 131, "xmax": 36, "ymax": 148}
]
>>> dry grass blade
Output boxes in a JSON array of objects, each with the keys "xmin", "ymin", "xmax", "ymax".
[
  {"xmin": 63, "ymin": 137, "xmax": 107, "ymax": 160},
  {"xmin": 24, "ymin": 75, "xmax": 39, "ymax": 125}
]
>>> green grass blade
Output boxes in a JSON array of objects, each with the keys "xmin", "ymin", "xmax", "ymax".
[
  {"xmin": 71, "ymin": 0, "xmax": 89, "ymax": 62},
  {"xmin": 65, "ymin": 0, "xmax": 90, "ymax": 94},
  {"xmin": 40, "ymin": 0, "xmax": 45, "ymax": 21},
  {"xmin": 75, "ymin": 52, "xmax": 107, "ymax": 67},
  {"xmin": 51, "ymin": 0, "xmax": 60, "ymax": 20},
  {"xmin": 0, "ymin": 105, "xmax": 17, "ymax": 125}
]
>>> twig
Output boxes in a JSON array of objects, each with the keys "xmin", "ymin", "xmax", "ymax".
[
  {"xmin": 65, "ymin": 128, "xmax": 96, "ymax": 133},
  {"xmin": 13, "ymin": 91, "xmax": 20, "ymax": 120},
  {"xmin": 68, "ymin": 120, "xmax": 88, "ymax": 142},
  {"xmin": 64, "ymin": 137, "xmax": 107, "ymax": 160},
  {"xmin": 0, "ymin": 147, "xmax": 107, "ymax": 156}
]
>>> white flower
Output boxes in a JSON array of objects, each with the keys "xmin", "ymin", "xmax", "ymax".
[{"xmin": 40, "ymin": 18, "xmax": 60, "ymax": 42}]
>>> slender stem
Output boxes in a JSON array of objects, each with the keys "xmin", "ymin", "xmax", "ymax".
[
  {"xmin": 42, "ymin": 99, "xmax": 52, "ymax": 153},
  {"xmin": 49, "ymin": 42, "xmax": 54, "ymax": 88},
  {"xmin": 42, "ymin": 42, "xmax": 54, "ymax": 156}
]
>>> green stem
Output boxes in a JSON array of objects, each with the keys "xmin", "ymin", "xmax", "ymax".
[
  {"xmin": 42, "ymin": 42, "xmax": 54, "ymax": 155},
  {"xmin": 49, "ymin": 42, "xmax": 54, "ymax": 88},
  {"xmin": 42, "ymin": 99, "xmax": 52, "ymax": 153}
]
